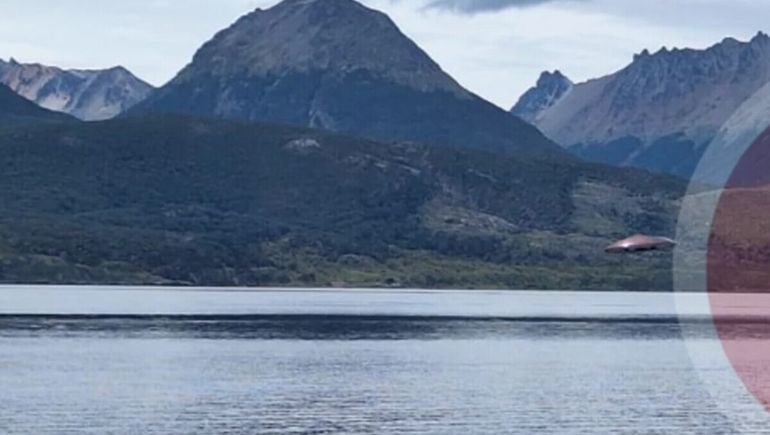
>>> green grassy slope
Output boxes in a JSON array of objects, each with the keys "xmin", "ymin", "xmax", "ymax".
[{"xmin": 0, "ymin": 115, "xmax": 684, "ymax": 289}]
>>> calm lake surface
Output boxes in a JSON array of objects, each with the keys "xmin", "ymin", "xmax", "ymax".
[{"xmin": 1, "ymin": 286, "xmax": 769, "ymax": 434}]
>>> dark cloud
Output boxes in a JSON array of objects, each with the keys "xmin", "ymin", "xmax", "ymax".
[{"xmin": 425, "ymin": 0, "xmax": 574, "ymax": 13}]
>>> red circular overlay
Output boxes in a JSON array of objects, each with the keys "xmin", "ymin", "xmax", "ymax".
[{"xmin": 709, "ymin": 124, "xmax": 770, "ymax": 409}]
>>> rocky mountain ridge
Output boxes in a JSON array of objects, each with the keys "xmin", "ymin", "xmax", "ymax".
[
  {"xmin": 0, "ymin": 58, "xmax": 153, "ymax": 121},
  {"xmin": 512, "ymin": 32, "xmax": 770, "ymax": 176}
]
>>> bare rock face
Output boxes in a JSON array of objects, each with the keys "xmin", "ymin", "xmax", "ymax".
[
  {"xmin": 0, "ymin": 58, "xmax": 153, "ymax": 121},
  {"xmin": 512, "ymin": 70, "xmax": 572, "ymax": 124},
  {"xmin": 179, "ymin": 0, "xmax": 469, "ymax": 97},
  {"xmin": 132, "ymin": 0, "xmax": 562, "ymax": 157},
  {"xmin": 512, "ymin": 32, "xmax": 770, "ymax": 177}
]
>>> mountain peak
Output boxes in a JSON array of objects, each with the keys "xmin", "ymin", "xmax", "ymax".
[
  {"xmin": 633, "ymin": 49, "xmax": 651, "ymax": 62},
  {"xmin": 270, "ymin": 0, "xmax": 380, "ymax": 16},
  {"xmin": 179, "ymin": 0, "xmax": 468, "ymax": 96},
  {"xmin": 276, "ymin": 0, "xmax": 365, "ymax": 10},
  {"xmin": 133, "ymin": 0, "xmax": 563, "ymax": 156},
  {"xmin": 511, "ymin": 70, "xmax": 573, "ymax": 122},
  {"xmin": 751, "ymin": 31, "xmax": 770, "ymax": 45},
  {"xmin": 246, "ymin": 0, "xmax": 371, "ymax": 21},
  {"xmin": 105, "ymin": 65, "xmax": 130, "ymax": 74},
  {"xmin": 537, "ymin": 70, "xmax": 570, "ymax": 86}
]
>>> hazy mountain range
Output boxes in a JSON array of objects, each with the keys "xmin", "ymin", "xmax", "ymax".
[
  {"xmin": 513, "ymin": 32, "xmax": 770, "ymax": 177},
  {"xmin": 0, "ymin": 58, "xmax": 153, "ymax": 121}
]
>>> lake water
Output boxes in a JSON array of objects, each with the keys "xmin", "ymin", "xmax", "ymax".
[{"xmin": 1, "ymin": 286, "xmax": 770, "ymax": 434}]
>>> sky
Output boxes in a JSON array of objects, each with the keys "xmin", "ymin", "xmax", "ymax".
[{"xmin": 0, "ymin": 0, "xmax": 768, "ymax": 108}]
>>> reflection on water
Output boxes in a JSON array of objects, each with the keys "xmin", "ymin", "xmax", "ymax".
[
  {"xmin": 0, "ymin": 314, "xmax": 692, "ymax": 341},
  {"xmin": 1, "ymin": 288, "xmax": 769, "ymax": 434}
]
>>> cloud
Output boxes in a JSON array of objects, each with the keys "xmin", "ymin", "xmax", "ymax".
[{"xmin": 424, "ymin": 0, "xmax": 574, "ymax": 14}]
